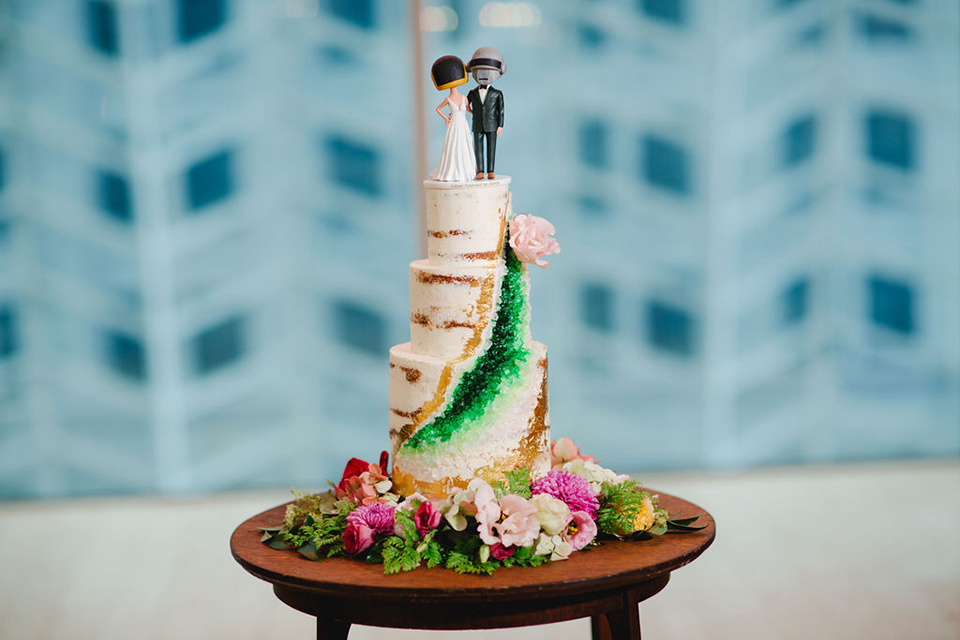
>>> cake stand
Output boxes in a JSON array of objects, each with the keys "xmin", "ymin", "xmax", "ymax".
[{"xmin": 230, "ymin": 491, "xmax": 715, "ymax": 640}]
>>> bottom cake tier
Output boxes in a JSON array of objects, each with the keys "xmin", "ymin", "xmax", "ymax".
[{"xmin": 388, "ymin": 340, "xmax": 551, "ymax": 498}]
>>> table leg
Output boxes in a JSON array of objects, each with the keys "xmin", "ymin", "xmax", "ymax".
[
  {"xmin": 590, "ymin": 587, "xmax": 642, "ymax": 640},
  {"xmin": 316, "ymin": 614, "xmax": 350, "ymax": 640}
]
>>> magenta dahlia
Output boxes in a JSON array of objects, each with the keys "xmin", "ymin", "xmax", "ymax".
[
  {"xmin": 531, "ymin": 469, "xmax": 600, "ymax": 519},
  {"xmin": 346, "ymin": 502, "xmax": 396, "ymax": 534}
]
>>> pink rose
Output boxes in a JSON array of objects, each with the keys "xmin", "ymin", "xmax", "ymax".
[
  {"xmin": 413, "ymin": 501, "xmax": 442, "ymax": 536},
  {"xmin": 550, "ymin": 437, "xmax": 595, "ymax": 468},
  {"xmin": 509, "ymin": 214, "xmax": 560, "ymax": 268},
  {"xmin": 343, "ymin": 522, "xmax": 375, "ymax": 555},
  {"xmin": 565, "ymin": 510, "xmax": 598, "ymax": 551},
  {"xmin": 489, "ymin": 542, "xmax": 514, "ymax": 560},
  {"xmin": 494, "ymin": 494, "xmax": 540, "ymax": 549}
]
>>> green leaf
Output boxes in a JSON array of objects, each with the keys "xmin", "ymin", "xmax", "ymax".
[
  {"xmin": 667, "ymin": 521, "xmax": 708, "ymax": 532},
  {"xmin": 503, "ymin": 467, "xmax": 532, "ymax": 498},
  {"xmin": 268, "ymin": 536, "xmax": 292, "ymax": 550},
  {"xmin": 382, "ymin": 544, "xmax": 403, "ymax": 574},
  {"xmin": 394, "ymin": 508, "xmax": 421, "ymax": 541},
  {"xmin": 423, "ymin": 540, "xmax": 444, "ymax": 568},
  {"xmin": 400, "ymin": 546, "xmax": 421, "ymax": 572},
  {"xmin": 297, "ymin": 542, "xmax": 321, "ymax": 561}
]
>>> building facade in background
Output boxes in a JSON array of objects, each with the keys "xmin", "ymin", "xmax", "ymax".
[{"xmin": 0, "ymin": 0, "xmax": 956, "ymax": 497}]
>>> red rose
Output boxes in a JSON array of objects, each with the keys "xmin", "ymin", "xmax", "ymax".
[
  {"xmin": 338, "ymin": 457, "xmax": 371, "ymax": 492},
  {"xmin": 413, "ymin": 501, "xmax": 441, "ymax": 536}
]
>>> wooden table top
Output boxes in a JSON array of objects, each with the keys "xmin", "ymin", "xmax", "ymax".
[{"xmin": 231, "ymin": 490, "xmax": 716, "ymax": 603}]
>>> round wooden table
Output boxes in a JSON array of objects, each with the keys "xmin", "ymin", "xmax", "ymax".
[{"xmin": 231, "ymin": 491, "xmax": 715, "ymax": 640}]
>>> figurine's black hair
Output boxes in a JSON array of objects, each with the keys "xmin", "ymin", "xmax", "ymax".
[{"xmin": 431, "ymin": 55, "xmax": 468, "ymax": 90}]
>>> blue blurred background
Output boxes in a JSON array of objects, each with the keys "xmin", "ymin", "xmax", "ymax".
[{"xmin": 0, "ymin": 0, "xmax": 957, "ymax": 499}]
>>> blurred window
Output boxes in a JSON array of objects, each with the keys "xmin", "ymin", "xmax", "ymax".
[
  {"xmin": 326, "ymin": 136, "xmax": 382, "ymax": 197},
  {"xmin": 192, "ymin": 316, "xmax": 246, "ymax": 375},
  {"xmin": 795, "ymin": 23, "xmax": 826, "ymax": 47},
  {"xmin": 329, "ymin": 0, "xmax": 375, "ymax": 29},
  {"xmin": 782, "ymin": 115, "xmax": 817, "ymax": 168},
  {"xmin": 178, "ymin": 0, "xmax": 226, "ymax": 43},
  {"xmin": 333, "ymin": 300, "xmax": 385, "ymax": 356},
  {"xmin": 868, "ymin": 276, "xmax": 914, "ymax": 334},
  {"xmin": 318, "ymin": 45, "xmax": 357, "ymax": 67},
  {"xmin": 186, "ymin": 150, "xmax": 234, "ymax": 211},
  {"xmin": 578, "ymin": 119, "xmax": 608, "ymax": 169},
  {"xmin": 577, "ymin": 194, "xmax": 608, "ymax": 218},
  {"xmin": 0, "ymin": 306, "xmax": 17, "ymax": 358},
  {"xmin": 87, "ymin": 1, "xmax": 119, "ymax": 56},
  {"xmin": 865, "ymin": 109, "xmax": 915, "ymax": 171},
  {"xmin": 578, "ymin": 24, "xmax": 606, "ymax": 49},
  {"xmin": 640, "ymin": 0, "xmax": 686, "ymax": 25},
  {"xmin": 98, "ymin": 171, "xmax": 133, "ymax": 223},
  {"xmin": 782, "ymin": 277, "xmax": 809, "ymax": 325},
  {"xmin": 856, "ymin": 13, "xmax": 913, "ymax": 42},
  {"xmin": 641, "ymin": 135, "xmax": 691, "ymax": 195},
  {"xmin": 646, "ymin": 301, "xmax": 695, "ymax": 356},
  {"xmin": 581, "ymin": 283, "xmax": 614, "ymax": 331},
  {"xmin": 105, "ymin": 331, "xmax": 147, "ymax": 380},
  {"xmin": 775, "ymin": 0, "xmax": 807, "ymax": 10}
]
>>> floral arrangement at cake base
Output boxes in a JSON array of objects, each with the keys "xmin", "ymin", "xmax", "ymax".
[{"xmin": 260, "ymin": 439, "xmax": 705, "ymax": 575}]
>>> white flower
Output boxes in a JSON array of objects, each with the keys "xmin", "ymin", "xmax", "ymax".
[
  {"xmin": 562, "ymin": 459, "xmax": 629, "ymax": 492},
  {"xmin": 530, "ymin": 493, "xmax": 572, "ymax": 536},
  {"xmin": 533, "ymin": 532, "xmax": 574, "ymax": 561}
]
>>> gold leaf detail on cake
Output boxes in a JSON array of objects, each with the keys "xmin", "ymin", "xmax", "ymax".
[
  {"xmin": 416, "ymin": 272, "xmax": 480, "ymax": 286},
  {"xmin": 427, "ymin": 229, "xmax": 469, "ymax": 238},
  {"xmin": 519, "ymin": 357, "xmax": 550, "ymax": 455}
]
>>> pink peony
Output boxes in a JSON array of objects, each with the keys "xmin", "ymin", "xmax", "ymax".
[
  {"xmin": 413, "ymin": 501, "xmax": 442, "ymax": 536},
  {"xmin": 489, "ymin": 542, "xmax": 514, "ymax": 560},
  {"xmin": 531, "ymin": 470, "xmax": 600, "ymax": 519},
  {"xmin": 509, "ymin": 214, "xmax": 560, "ymax": 268},
  {"xmin": 343, "ymin": 522, "xmax": 375, "ymax": 554},
  {"xmin": 550, "ymin": 437, "xmax": 595, "ymax": 469},
  {"xmin": 565, "ymin": 510, "xmax": 598, "ymax": 550},
  {"xmin": 346, "ymin": 502, "xmax": 396, "ymax": 534},
  {"xmin": 494, "ymin": 494, "xmax": 540, "ymax": 549}
]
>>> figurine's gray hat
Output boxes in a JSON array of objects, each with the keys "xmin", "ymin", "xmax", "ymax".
[{"xmin": 468, "ymin": 46, "xmax": 506, "ymax": 75}]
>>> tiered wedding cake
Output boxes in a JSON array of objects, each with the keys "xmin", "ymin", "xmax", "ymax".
[{"xmin": 389, "ymin": 177, "xmax": 551, "ymax": 498}]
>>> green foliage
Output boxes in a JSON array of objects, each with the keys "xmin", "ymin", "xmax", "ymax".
[
  {"xmin": 666, "ymin": 514, "xmax": 707, "ymax": 532},
  {"xmin": 501, "ymin": 544, "xmax": 549, "ymax": 568},
  {"xmin": 422, "ymin": 539, "xmax": 444, "ymax": 568},
  {"xmin": 504, "ymin": 466, "xmax": 532, "ymax": 498},
  {"xmin": 445, "ymin": 550, "xmax": 499, "ymax": 575},
  {"xmin": 393, "ymin": 507, "xmax": 420, "ymax": 542},
  {"xmin": 597, "ymin": 480, "xmax": 648, "ymax": 538},
  {"xmin": 381, "ymin": 536, "xmax": 409, "ymax": 575}
]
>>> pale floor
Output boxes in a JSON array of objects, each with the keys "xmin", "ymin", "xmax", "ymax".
[{"xmin": 1, "ymin": 460, "xmax": 958, "ymax": 640}]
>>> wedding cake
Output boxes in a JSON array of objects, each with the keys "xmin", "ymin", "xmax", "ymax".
[{"xmin": 389, "ymin": 177, "xmax": 551, "ymax": 498}]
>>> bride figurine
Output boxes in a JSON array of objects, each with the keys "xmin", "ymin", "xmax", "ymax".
[{"xmin": 428, "ymin": 56, "xmax": 476, "ymax": 182}]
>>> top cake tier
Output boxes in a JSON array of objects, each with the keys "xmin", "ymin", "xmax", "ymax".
[{"xmin": 423, "ymin": 176, "xmax": 511, "ymax": 266}]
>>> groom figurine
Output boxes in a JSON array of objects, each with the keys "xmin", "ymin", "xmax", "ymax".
[{"xmin": 467, "ymin": 47, "xmax": 506, "ymax": 180}]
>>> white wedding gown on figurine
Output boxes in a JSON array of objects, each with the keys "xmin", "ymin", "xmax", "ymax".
[{"xmin": 429, "ymin": 98, "xmax": 476, "ymax": 182}]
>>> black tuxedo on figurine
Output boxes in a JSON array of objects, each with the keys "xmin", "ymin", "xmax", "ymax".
[{"xmin": 467, "ymin": 85, "xmax": 504, "ymax": 177}]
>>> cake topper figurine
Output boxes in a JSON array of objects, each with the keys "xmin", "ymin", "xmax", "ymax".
[
  {"xmin": 467, "ymin": 46, "xmax": 506, "ymax": 180},
  {"xmin": 428, "ymin": 55, "xmax": 477, "ymax": 182}
]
